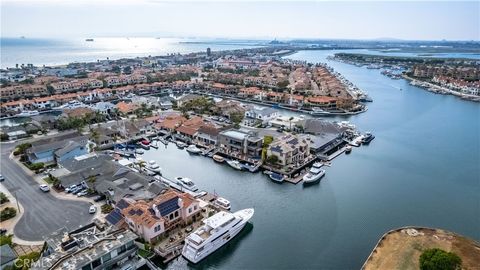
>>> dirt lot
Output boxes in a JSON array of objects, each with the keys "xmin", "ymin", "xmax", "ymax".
[{"xmin": 363, "ymin": 227, "xmax": 480, "ymax": 270}]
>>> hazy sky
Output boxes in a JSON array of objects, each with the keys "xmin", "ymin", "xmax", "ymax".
[{"xmin": 1, "ymin": 0, "xmax": 479, "ymax": 40}]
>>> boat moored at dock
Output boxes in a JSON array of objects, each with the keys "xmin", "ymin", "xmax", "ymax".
[
  {"xmin": 303, "ymin": 167, "xmax": 326, "ymax": 185},
  {"xmin": 269, "ymin": 172, "xmax": 285, "ymax": 183},
  {"xmin": 214, "ymin": 197, "xmax": 231, "ymax": 211},
  {"xmin": 213, "ymin": 155, "xmax": 225, "ymax": 163},
  {"xmin": 226, "ymin": 160, "xmax": 243, "ymax": 170},
  {"xmin": 175, "ymin": 176, "xmax": 199, "ymax": 192},
  {"xmin": 362, "ymin": 132, "xmax": 375, "ymax": 144},
  {"xmin": 186, "ymin": 145, "xmax": 202, "ymax": 154},
  {"xmin": 182, "ymin": 208, "xmax": 254, "ymax": 264}
]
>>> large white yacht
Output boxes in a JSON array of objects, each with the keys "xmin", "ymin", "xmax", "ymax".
[{"xmin": 182, "ymin": 208, "xmax": 254, "ymax": 264}]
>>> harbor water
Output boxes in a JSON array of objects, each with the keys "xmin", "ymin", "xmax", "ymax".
[{"xmin": 139, "ymin": 50, "xmax": 480, "ymax": 269}]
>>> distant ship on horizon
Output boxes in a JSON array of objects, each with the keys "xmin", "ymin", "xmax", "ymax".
[{"xmin": 85, "ymin": 38, "xmax": 94, "ymax": 42}]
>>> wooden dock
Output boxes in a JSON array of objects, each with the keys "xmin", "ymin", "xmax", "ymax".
[{"xmin": 284, "ymin": 173, "xmax": 306, "ymax": 184}]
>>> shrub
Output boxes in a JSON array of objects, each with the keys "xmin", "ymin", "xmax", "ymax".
[
  {"xmin": 419, "ymin": 248, "xmax": 462, "ymax": 270},
  {"xmin": 0, "ymin": 207, "xmax": 17, "ymax": 222},
  {"xmin": 0, "ymin": 234, "xmax": 13, "ymax": 246},
  {"xmin": 29, "ymin": 162, "xmax": 44, "ymax": 172},
  {"xmin": 0, "ymin": 192, "xmax": 9, "ymax": 204},
  {"xmin": 101, "ymin": 204, "xmax": 113, "ymax": 214}
]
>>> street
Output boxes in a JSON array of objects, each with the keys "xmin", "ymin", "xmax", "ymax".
[{"xmin": 0, "ymin": 139, "xmax": 92, "ymax": 241}]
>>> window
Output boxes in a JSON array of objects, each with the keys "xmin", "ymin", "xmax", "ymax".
[
  {"xmin": 81, "ymin": 264, "xmax": 92, "ymax": 270},
  {"xmin": 194, "ymin": 205, "xmax": 197, "ymax": 211},
  {"xmin": 188, "ymin": 208, "xmax": 192, "ymax": 213},
  {"xmin": 102, "ymin": 253, "xmax": 111, "ymax": 263},
  {"xmin": 174, "ymin": 211, "xmax": 179, "ymax": 218},
  {"xmin": 117, "ymin": 245, "xmax": 127, "ymax": 255},
  {"xmin": 91, "ymin": 258, "xmax": 101, "ymax": 269}
]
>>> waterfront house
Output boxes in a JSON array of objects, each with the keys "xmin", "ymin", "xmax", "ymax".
[
  {"xmin": 195, "ymin": 125, "xmax": 221, "ymax": 146},
  {"xmin": 267, "ymin": 134, "xmax": 311, "ymax": 166},
  {"xmin": 91, "ymin": 101, "xmax": 116, "ymax": 114},
  {"xmin": 245, "ymin": 107, "xmax": 279, "ymax": 123},
  {"xmin": 301, "ymin": 119, "xmax": 346, "ymax": 155},
  {"xmin": 121, "ymin": 190, "xmax": 202, "ymax": 244},
  {"xmin": 218, "ymin": 129, "xmax": 263, "ymax": 159},
  {"xmin": 58, "ymin": 159, "xmax": 167, "ymax": 203}
]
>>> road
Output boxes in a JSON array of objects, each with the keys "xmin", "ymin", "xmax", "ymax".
[{"xmin": 0, "ymin": 139, "xmax": 93, "ymax": 241}]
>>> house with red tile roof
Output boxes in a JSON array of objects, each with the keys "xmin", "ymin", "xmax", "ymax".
[{"xmin": 121, "ymin": 190, "xmax": 201, "ymax": 243}]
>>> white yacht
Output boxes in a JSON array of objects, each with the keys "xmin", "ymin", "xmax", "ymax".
[
  {"xmin": 214, "ymin": 197, "xmax": 231, "ymax": 211},
  {"xmin": 303, "ymin": 163, "xmax": 326, "ymax": 185},
  {"xmin": 175, "ymin": 177, "xmax": 198, "ymax": 192},
  {"xmin": 17, "ymin": 110, "xmax": 40, "ymax": 117},
  {"xmin": 226, "ymin": 160, "xmax": 243, "ymax": 170},
  {"xmin": 182, "ymin": 208, "xmax": 254, "ymax": 264},
  {"xmin": 186, "ymin": 145, "xmax": 202, "ymax": 154}
]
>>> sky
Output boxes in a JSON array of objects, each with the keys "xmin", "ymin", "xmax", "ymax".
[{"xmin": 1, "ymin": 0, "xmax": 479, "ymax": 41}]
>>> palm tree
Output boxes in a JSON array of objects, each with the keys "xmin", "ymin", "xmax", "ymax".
[
  {"xmin": 87, "ymin": 175, "xmax": 97, "ymax": 192},
  {"xmin": 289, "ymin": 116, "xmax": 294, "ymax": 131}
]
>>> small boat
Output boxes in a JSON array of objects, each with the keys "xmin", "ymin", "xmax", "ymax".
[
  {"xmin": 362, "ymin": 132, "xmax": 375, "ymax": 144},
  {"xmin": 186, "ymin": 145, "xmax": 202, "ymax": 154},
  {"xmin": 85, "ymin": 38, "xmax": 94, "ymax": 42},
  {"xmin": 146, "ymin": 160, "xmax": 162, "ymax": 173},
  {"xmin": 17, "ymin": 110, "xmax": 40, "ymax": 117},
  {"xmin": 214, "ymin": 197, "xmax": 231, "ymax": 211},
  {"xmin": 141, "ymin": 139, "xmax": 150, "ymax": 146},
  {"xmin": 135, "ymin": 148, "xmax": 145, "ymax": 154},
  {"xmin": 269, "ymin": 172, "xmax": 285, "ymax": 183},
  {"xmin": 213, "ymin": 155, "xmax": 224, "ymax": 163},
  {"xmin": 175, "ymin": 177, "xmax": 198, "ymax": 192},
  {"xmin": 345, "ymin": 145, "xmax": 352, "ymax": 154},
  {"xmin": 263, "ymin": 170, "xmax": 273, "ymax": 175},
  {"xmin": 303, "ymin": 168, "xmax": 325, "ymax": 185},
  {"xmin": 138, "ymin": 143, "xmax": 150, "ymax": 150},
  {"xmin": 176, "ymin": 141, "xmax": 187, "ymax": 149},
  {"xmin": 226, "ymin": 160, "xmax": 243, "ymax": 170}
]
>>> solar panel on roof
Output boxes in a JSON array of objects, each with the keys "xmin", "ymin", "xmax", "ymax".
[
  {"xmin": 116, "ymin": 199, "xmax": 131, "ymax": 210},
  {"xmin": 157, "ymin": 197, "xmax": 179, "ymax": 216},
  {"xmin": 105, "ymin": 208, "xmax": 123, "ymax": 225}
]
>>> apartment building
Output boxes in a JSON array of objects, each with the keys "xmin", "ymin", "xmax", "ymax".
[
  {"xmin": 50, "ymin": 78, "xmax": 103, "ymax": 93},
  {"xmin": 0, "ymin": 84, "xmax": 49, "ymax": 101},
  {"xmin": 105, "ymin": 74, "xmax": 147, "ymax": 87}
]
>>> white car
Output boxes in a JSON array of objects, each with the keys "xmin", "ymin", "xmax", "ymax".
[
  {"xmin": 77, "ymin": 190, "xmax": 88, "ymax": 197},
  {"xmin": 89, "ymin": 205, "xmax": 97, "ymax": 214},
  {"xmin": 39, "ymin": 184, "xmax": 50, "ymax": 192}
]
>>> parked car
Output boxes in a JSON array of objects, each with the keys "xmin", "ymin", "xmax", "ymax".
[
  {"xmin": 89, "ymin": 205, "xmax": 97, "ymax": 214},
  {"xmin": 0, "ymin": 174, "xmax": 4, "ymax": 182},
  {"xmin": 72, "ymin": 187, "xmax": 84, "ymax": 195},
  {"xmin": 93, "ymin": 195, "xmax": 106, "ymax": 202},
  {"xmin": 39, "ymin": 184, "xmax": 50, "ymax": 192},
  {"xmin": 0, "ymin": 228, "xmax": 7, "ymax": 235},
  {"xmin": 65, "ymin": 185, "xmax": 77, "ymax": 193},
  {"xmin": 76, "ymin": 190, "xmax": 88, "ymax": 197}
]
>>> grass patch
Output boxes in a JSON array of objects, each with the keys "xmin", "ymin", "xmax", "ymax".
[{"xmin": 138, "ymin": 249, "xmax": 154, "ymax": 258}]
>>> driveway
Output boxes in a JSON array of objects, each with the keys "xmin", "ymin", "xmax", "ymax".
[{"xmin": 0, "ymin": 139, "xmax": 93, "ymax": 241}]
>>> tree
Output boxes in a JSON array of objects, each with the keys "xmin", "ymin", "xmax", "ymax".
[
  {"xmin": 29, "ymin": 162, "xmax": 44, "ymax": 172},
  {"xmin": 419, "ymin": 248, "xmax": 462, "ymax": 270},
  {"xmin": 261, "ymin": 136, "xmax": 274, "ymax": 161},
  {"xmin": 266, "ymin": 155, "xmax": 279, "ymax": 165},
  {"xmin": 229, "ymin": 111, "xmax": 245, "ymax": 128},
  {"xmin": 15, "ymin": 143, "xmax": 32, "ymax": 155}
]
